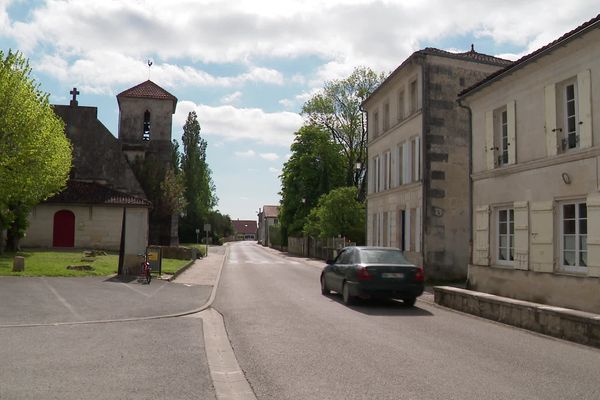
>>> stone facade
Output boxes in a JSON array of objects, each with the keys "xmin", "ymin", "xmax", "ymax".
[
  {"xmin": 363, "ymin": 48, "xmax": 510, "ymax": 281},
  {"xmin": 460, "ymin": 16, "xmax": 600, "ymax": 313}
]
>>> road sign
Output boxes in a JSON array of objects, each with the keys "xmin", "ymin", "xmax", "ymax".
[{"xmin": 204, "ymin": 224, "xmax": 211, "ymax": 232}]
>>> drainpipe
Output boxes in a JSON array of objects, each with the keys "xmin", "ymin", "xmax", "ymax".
[
  {"xmin": 457, "ymin": 98, "xmax": 473, "ymax": 269},
  {"xmin": 359, "ymin": 104, "xmax": 369, "ymax": 246}
]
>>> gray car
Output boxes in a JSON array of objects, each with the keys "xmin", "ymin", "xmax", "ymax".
[{"xmin": 320, "ymin": 246, "xmax": 425, "ymax": 306}]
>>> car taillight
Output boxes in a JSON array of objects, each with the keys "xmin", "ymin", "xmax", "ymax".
[
  {"xmin": 415, "ymin": 266, "xmax": 425, "ymax": 282},
  {"xmin": 357, "ymin": 266, "xmax": 373, "ymax": 281}
]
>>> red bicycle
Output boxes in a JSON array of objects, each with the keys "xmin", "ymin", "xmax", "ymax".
[{"xmin": 139, "ymin": 253, "xmax": 152, "ymax": 284}]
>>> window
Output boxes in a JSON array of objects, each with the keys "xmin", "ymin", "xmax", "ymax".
[
  {"xmin": 373, "ymin": 155, "xmax": 381, "ymax": 192},
  {"xmin": 560, "ymin": 201, "xmax": 587, "ymax": 270},
  {"xmin": 497, "ymin": 208, "xmax": 514, "ymax": 264},
  {"xmin": 383, "ymin": 102, "xmax": 390, "ymax": 131},
  {"xmin": 143, "ymin": 110, "xmax": 151, "ymax": 140},
  {"xmin": 563, "ymin": 82, "xmax": 579, "ymax": 150},
  {"xmin": 411, "ymin": 136, "xmax": 421, "ymax": 182},
  {"xmin": 397, "ymin": 89, "xmax": 405, "ymax": 122},
  {"xmin": 382, "ymin": 212, "xmax": 389, "ymax": 246},
  {"xmin": 402, "ymin": 142, "xmax": 412, "ymax": 184},
  {"xmin": 372, "ymin": 111, "xmax": 380, "ymax": 138},
  {"xmin": 398, "ymin": 210, "xmax": 405, "ymax": 251},
  {"xmin": 383, "ymin": 151, "xmax": 391, "ymax": 190},
  {"xmin": 409, "ymin": 80, "xmax": 418, "ymax": 114},
  {"xmin": 397, "ymin": 144, "xmax": 403, "ymax": 186},
  {"xmin": 499, "ymin": 110, "xmax": 509, "ymax": 165},
  {"xmin": 485, "ymin": 102, "xmax": 516, "ymax": 169}
]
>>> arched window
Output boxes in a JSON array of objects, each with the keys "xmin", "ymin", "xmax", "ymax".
[{"xmin": 143, "ymin": 110, "xmax": 151, "ymax": 140}]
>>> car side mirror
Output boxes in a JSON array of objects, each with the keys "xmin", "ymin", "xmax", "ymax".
[{"xmin": 326, "ymin": 259, "xmax": 335, "ymax": 265}]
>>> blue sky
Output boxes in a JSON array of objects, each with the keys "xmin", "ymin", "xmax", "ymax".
[{"xmin": 1, "ymin": 0, "xmax": 597, "ymax": 220}]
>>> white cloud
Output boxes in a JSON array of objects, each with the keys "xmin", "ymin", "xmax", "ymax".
[
  {"xmin": 221, "ymin": 91, "xmax": 243, "ymax": 104},
  {"xmin": 234, "ymin": 150, "xmax": 256, "ymax": 157},
  {"xmin": 269, "ymin": 167, "xmax": 281, "ymax": 175},
  {"xmin": 259, "ymin": 153, "xmax": 279, "ymax": 161},
  {"xmin": 174, "ymin": 100, "xmax": 303, "ymax": 147},
  {"xmin": 7, "ymin": 0, "xmax": 598, "ymax": 87}
]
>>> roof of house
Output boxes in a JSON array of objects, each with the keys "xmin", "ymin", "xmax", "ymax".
[
  {"xmin": 262, "ymin": 205, "xmax": 279, "ymax": 218},
  {"xmin": 363, "ymin": 47, "xmax": 511, "ymax": 108},
  {"xmin": 45, "ymin": 180, "xmax": 152, "ymax": 207},
  {"xmin": 232, "ymin": 220, "xmax": 258, "ymax": 234},
  {"xmin": 459, "ymin": 13, "xmax": 600, "ymax": 98},
  {"xmin": 116, "ymin": 80, "xmax": 178, "ymax": 112}
]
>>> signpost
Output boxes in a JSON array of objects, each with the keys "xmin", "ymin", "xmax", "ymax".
[
  {"xmin": 195, "ymin": 228, "xmax": 200, "ymax": 244},
  {"xmin": 204, "ymin": 224, "xmax": 211, "ymax": 255}
]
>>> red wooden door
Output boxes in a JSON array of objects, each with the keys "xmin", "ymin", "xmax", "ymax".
[{"xmin": 53, "ymin": 210, "xmax": 75, "ymax": 247}]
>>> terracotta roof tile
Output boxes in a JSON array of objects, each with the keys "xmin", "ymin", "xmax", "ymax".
[
  {"xmin": 460, "ymin": 13, "xmax": 600, "ymax": 97},
  {"xmin": 117, "ymin": 80, "xmax": 177, "ymax": 112},
  {"xmin": 262, "ymin": 205, "xmax": 279, "ymax": 218},
  {"xmin": 232, "ymin": 220, "xmax": 258, "ymax": 234},
  {"xmin": 45, "ymin": 180, "xmax": 151, "ymax": 207}
]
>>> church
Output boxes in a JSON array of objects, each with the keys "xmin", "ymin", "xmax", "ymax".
[{"xmin": 21, "ymin": 80, "xmax": 179, "ymax": 273}]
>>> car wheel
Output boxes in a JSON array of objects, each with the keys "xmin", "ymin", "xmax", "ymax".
[
  {"xmin": 342, "ymin": 283, "xmax": 354, "ymax": 305},
  {"xmin": 320, "ymin": 275, "xmax": 330, "ymax": 295},
  {"xmin": 403, "ymin": 297, "xmax": 416, "ymax": 307}
]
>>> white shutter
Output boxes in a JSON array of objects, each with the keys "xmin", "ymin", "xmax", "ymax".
[
  {"xmin": 586, "ymin": 194, "xmax": 600, "ymax": 277},
  {"xmin": 577, "ymin": 70, "xmax": 593, "ymax": 149},
  {"xmin": 530, "ymin": 201, "xmax": 554, "ymax": 273},
  {"xmin": 404, "ymin": 208, "xmax": 411, "ymax": 251},
  {"xmin": 507, "ymin": 101, "xmax": 516, "ymax": 165},
  {"xmin": 513, "ymin": 201, "xmax": 529, "ymax": 270},
  {"xmin": 403, "ymin": 142, "xmax": 411, "ymax": 184},
  {"xmin": 474, "ymin": 206, "xmax": 490, "ymax": 265},
  {"xmin": 484, "ymin": 111, "xmax": 495, "ymax": 170},
  {"xmin": 414, "ymin": 136, "xmax": 421, "ymax": 181},
  {"xmin": 415, "ymin": 207, "xmax": 421, "ymax": 253},
  {"xmin": 544, "ymin": 84, "xmax": 558, "ymax": 156},
  {"xmin": 396, "ymin": 145, "xmax": 403, "ymax": 186}
]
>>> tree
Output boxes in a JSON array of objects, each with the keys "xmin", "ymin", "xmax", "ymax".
[
  {"xmin": 301, "ymin": 67, "xmax": 385, "ymax": 200},
  {"xmin": 303, "ymin": 186, "xmax": 365, "ymax": 244},
  {"xmin": 207, "ymin": 211, "xmax": 233, "ymax": 244},
  {"xmin": 0, "ymin": 50, "xmax": 72, "ymax": 251},
  {"xmin": 279, "ymin": 124, "xmax": 345, "ymax": 238},
  {"xmin": 179, "ymin": 111, "xmax": 218, "ymax": 243}
]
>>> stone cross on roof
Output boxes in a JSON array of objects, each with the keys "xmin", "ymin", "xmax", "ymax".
[{"xmin": 70, "ymin": 87, "xmax": 80, "ymax": 106}]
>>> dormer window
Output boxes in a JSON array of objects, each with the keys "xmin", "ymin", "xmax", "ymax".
[{"xmin": 143, "ymin": 110, "xmax": 151, "ymax": 141}]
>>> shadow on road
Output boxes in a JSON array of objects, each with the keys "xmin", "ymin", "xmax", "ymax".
[
  {"xmin": 104, "ymin": 275, "xmax": 138, "ymax": 283},
  {"xmin": 324, "ymin": 294, "xmax": 434, "ymax": 317}
]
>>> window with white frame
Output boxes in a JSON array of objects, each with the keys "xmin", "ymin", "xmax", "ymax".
[
  {"xmin": 497, "ymin": 208, "xmax": 514, "ymax": 264},
  {"xmin": 409, "ymin": 80, "xmax": 418, "ymax": 114},
  {"xmin": 486, "ymin": 101, "xmax": 516, "ymax": 169},
  {"xmin": 372, "ymin": 110, "xmax": 380, "ymax": 138},
  {"xmin": 372, "ymin": 155, "xmax": 381, "ymax": 193},
  {"xmin": 397, "ymin": 89, "xmax": 405, "ymax": 122},
  {"xmin": 383, "ymin": 102, "xmax": 390, "ymax": 131},
  {"xmin": 562, "ymin": 80, "xmax": 579, "ymax": 150},
  {"xmin": 496, "ymin": 107, "xmax": 509, "ymax": 166},
  {"xmin": 383, "ymin": 150, "xmax": 391, "ymax": 190},
  {"xmin": 412, "ymin": 136, "xmax": 421, "ymax": 182},
  {"xmin": 560, "ymin": 201, "xmax": 587, "ymax": 270}
]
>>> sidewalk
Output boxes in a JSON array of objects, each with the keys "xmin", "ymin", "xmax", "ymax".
[{"xmin": 172, "ymin": 245, "xmax": 226, "ymax": 294}]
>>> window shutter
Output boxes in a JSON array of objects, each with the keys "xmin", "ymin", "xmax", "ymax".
[
  {"xmin": 415, "ymin": 207, "xmax": 421, "ymax": 253},
  {"xmin": 586, "ymin": 194, "xmax": 600, "ymax": 277},
  {"xmin": 529, "ymin": 201, "xmax": 554, "ymax": 273},
  {"xmin": 507, "ymin": 100, "xmax": 516, "ymax": 165},
  {"xmin": 474, "ymin": 205, "xmax": 490, "ymax": 265},
  {"xmin": 403, "ymin": 142, "xmax": 411, "ymax": 184},
  {"xmin": 513, "ymin": 201, "xmax": 529, "ymax": 270},
  {"xmin": 414, "ymin": 136, "xmax": 421, "ymax": 181},
  {"xmin": 577, "ymin": 69, "xmax": 593, "ymax": 149},
  {"xmin": 397, "ymin": 145, "xmax": 403, "ymax": 186},
  {"xmin": 404, "ymin": 208, "xmax": 411, "ymax": 251},
  {"xmin": 544, "ymin": 84, "xmax": 558, "ymax": 156},
  {"xmin": 484, "ymin": 111, "xmax": 495, "ymax": 170}
]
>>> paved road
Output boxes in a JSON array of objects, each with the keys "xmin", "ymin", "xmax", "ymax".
[
  {"xmin": 213, "ymin": 241, "xmax": 600, "ymax": 400},
  {"xmin": 0, "ymin": 256, "xmax": 221, "ymax": 399}
]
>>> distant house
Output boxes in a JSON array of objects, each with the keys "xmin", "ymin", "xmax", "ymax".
[
  {"xmin": 257, "ymin": 205, "xmax": 279, "ymax": 247},
  {"xmin": 459, "ymin": 14, "xmax": 600, "ymax": 313},
  {"xmin": 232, "ymin": 219, "xmax": 257, "ymax": 241},
  {"xmin": 363, "ymin": 47, "xmax": 510, "ymax": 281}
]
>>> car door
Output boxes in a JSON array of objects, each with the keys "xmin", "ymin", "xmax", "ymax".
[{"xmin": 331, "ymin": 249, "xmax": 352, "ymax": 292}]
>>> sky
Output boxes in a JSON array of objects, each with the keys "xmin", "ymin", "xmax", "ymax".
[{"xmin": 0, "ymin": 1, "xmax": 598, "ymax": 221}]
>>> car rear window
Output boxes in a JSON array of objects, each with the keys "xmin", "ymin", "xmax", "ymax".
[{"xmin": 359, "ymin": 249, "xmax": 410, "ymax": 264}]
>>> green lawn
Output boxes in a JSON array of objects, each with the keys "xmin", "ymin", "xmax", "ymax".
[{"xmin": 0, "ymin": 250, "xmax": 190, "ymax": 277}]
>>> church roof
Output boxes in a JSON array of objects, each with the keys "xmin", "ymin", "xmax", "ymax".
[
  {"xmin": 232, "ymin": 220, "xmax": 258, "ymax": 234},
  {"xmin": 45, "ymin": 180, "xmax": 151, "ymax": 207},
  {"xmin": 117, "ymin": 80, "xmax": 177, "ymax": 112}
]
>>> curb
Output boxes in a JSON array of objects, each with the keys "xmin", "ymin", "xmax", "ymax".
[{"xmin": 167, "ymin": 258, "xmax": 197, "ymax": 282}]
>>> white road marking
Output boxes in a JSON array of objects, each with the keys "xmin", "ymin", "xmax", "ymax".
[{"xmin": 41, "ymin": 278, "xmax": 84, "ymax": 321}]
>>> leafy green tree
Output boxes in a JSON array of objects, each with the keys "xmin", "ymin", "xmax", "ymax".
[
  {"xmin": 179, "ymin": 111, "xmax": 218, "ymax": 242},
  {"xmin": 0, "ymin": 50, "xmax": 72, "ymax": 251},
  {"xmin": 207, "ymin": 211, "xmax": 233, "ymax": 244},
  {"xmin": 279, "ymin": 124, "xmax": 345, "ymax": 238},
  {"xmin": 304, "ymin": 186, "xmax": 365, "ymax": 244},
  {"xmin": 302, "ymin": 67, "xmax": 385, "ymax": 200}
]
